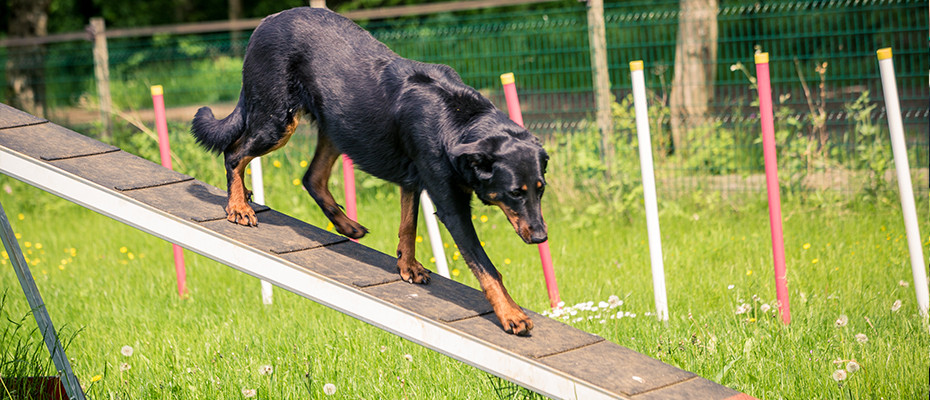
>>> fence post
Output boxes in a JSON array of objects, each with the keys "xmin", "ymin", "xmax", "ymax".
[
  {"xmin": 89, "ymin": 17, "xmax": 112, "ymax": 139},
  {"xmin": 585, "ymin": 0, "xmax": 614, "ymax": 177}
]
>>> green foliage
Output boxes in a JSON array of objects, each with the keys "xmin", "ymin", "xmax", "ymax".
[{"xmin": 845, "ymin": 91, "xmax": 893, "ymax": 197}]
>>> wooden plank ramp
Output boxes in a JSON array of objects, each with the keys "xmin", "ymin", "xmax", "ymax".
[{"xmin": 0, "ymin": 103, "xmax": 756, "ymax": 400}]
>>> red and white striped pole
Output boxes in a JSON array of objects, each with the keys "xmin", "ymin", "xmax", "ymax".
[
  {"xmin": 150, "ymin": 85, "xmax": 188, "ymax": 299},
  {"xmin": 501, "ymin": 72, "xmax": 561, "ymax": 309},
  {"xmin": 754, "ymin": 54, "xmax": 790, "ymax": 324}
]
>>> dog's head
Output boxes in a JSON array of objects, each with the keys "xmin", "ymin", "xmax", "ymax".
[{"xmin": 452, "ymin": 117, "xmax": 549, "ymax": 244}]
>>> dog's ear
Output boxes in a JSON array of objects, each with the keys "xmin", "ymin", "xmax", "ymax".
[{"xmin": 451, "ymin": 137, "xmax": 501, "ymax": 186}]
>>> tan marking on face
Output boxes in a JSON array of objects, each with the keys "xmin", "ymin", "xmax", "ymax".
[
  {"xmin": 491, "ymin": 200, "xmax": 531, "ymax": 242},
  {"xmin": 488, "ymin": 192, "xmax": 499, "ymax": 200},
  {"xmin": 521, "ymin": 184, "xmax": 528, "ymax": 191},
  {"xmin": 536, "ymin": 181, "xmax": 543, "ymax": 188}
]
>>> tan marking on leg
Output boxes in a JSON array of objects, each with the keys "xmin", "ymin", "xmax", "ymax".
[
  {"xmin": 227, "ymin": 155, "xmax": 257, "ymax": 226},
  {"xmin": 397, "ymin": 188, "xmax": 429, "ymax": 284},
  {"xmin": 473, "ymin": 268, "xmax": 533, "ymax": 335}
]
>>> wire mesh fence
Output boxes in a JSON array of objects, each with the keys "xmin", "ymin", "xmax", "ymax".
[{"xmin": 1, "ymin": 0, "xmax": 926, "ymax": 198}]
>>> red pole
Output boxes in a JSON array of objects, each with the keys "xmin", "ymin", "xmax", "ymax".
[
  {"xmin": 500, "ymin": 73, "xmax": 561, "ymax": 309},
  {"xmin": 754, "ymin": 54, "xmax": 790, "ymax": 324},
  {"xmin": 342, "ymin": 154, "xmax": 359, "ymax": 242},
  {"xmin": 150, "ymin": 85, "xmax": 188, "ymax": 298}
]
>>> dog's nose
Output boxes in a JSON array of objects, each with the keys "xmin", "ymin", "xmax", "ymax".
[{"xmin": 528, "ymin": 230, "xmax": 547, "ymax": 244}]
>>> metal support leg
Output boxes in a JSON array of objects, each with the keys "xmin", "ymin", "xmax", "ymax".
[{"xmin": 0, "ymin": 200, "xmax": 85, "ymax": 400}]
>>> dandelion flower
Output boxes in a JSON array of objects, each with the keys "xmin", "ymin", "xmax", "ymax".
[
  {"xmin": 292, "ymin": 178, "xmax": 301, "ymax": 186},
  {"xmin": 242, "ymin": 388, "xmax": 257, "ymax": 398},
  {"xmin": 727, "ymin": 285, "xmax": 735, "ymax": 290},
  {"xmin": 608, "ymin": 295, "xmax": 622, "ymax": 308},
  {"xmin": 403, "ymin": 354, "xmax": 413, "ymax": 362},
  {"xmin": 802, "ymin": 243, "xmax": 811, "ymax": 250},
  {"xmin": 846, "ymin": 361, "xmax": 860, "ymax": 373},
  {"xmin": 811, "ymin": 258, "xmax": 819, "ymax": 264},
  {"xmin": 451, "ymin": 268, "xmax": 460, "ymax": 277},
  {"xmin": 259, "ymin": 365, "xmax": 273, "ymax": 375},
  {"xmin": 760, "ymin": 304, "xmax": 772, "ymax": 313},
  {"xmin": 898, "ymin": 280, "xmax": 909, "ymax": 288},
  {"xmin": 415, "ymin": 235, "xmax": 423, "ymax": 243},
  {"xmin": 323, "ymin": 383, "xmax": 337, "ymax": 396},
  {"xmin": 504, "ymin": 258, "xmax": 511, "ymax": 265},
  {"xmin": 119, "ymin": 363, "xmax": 131, "ymax": 372},
  {"xmin": 17, "ymin": 213, "xmax": 25, "ymax": 221},
  {"xmin": 735, "ymin": 303, "xmax": 751, "ymax": 315},
  {"xmin": 480, "ymin": 215, "xmax": 488, "ymax": 223},
  {"xmin": 121, "ymin": 345, "xmax": 134, "ymax": 357},
  {"xmin": 834, "ymin": 315, "xmax": 848, "ymax": 328},
  {"xmin": 119, "ymin": 246, "xmax": 128, "ymax": 253},
  {"xmin": 273, "ymin": 160, "xmax": 282, "ymax": 168},
  {"xmin": 300, "ymin": 160, "xmax": 309, "ymax": 168},
  {"xmin": 855, "ymin": 333, "xmax": 868, "ymax": 343},
  {"xmin": 891, "ymin": 299, "xmax": 902, "ymax": 312},
  {"xmin": 832, "ymin": 369, "xmax": 847, "ymax": 382}
]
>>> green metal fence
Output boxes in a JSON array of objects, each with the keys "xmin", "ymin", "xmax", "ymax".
[{"xmin": 1, "ymin": 0, "xmax": 927, "ymax": 196}]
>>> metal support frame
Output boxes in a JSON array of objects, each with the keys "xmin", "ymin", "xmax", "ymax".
[{"xmin": 0, "ymin": 200, "xmax": 86, "ymax": 400}]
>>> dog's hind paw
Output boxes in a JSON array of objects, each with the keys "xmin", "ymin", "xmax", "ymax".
[
  {"xmin": 226, "ymin": 202, "xmax": 258, "ymax": 227},
  {"xmin": 398, "ymin": 259, "xmax": 430, "ymax": 284}
]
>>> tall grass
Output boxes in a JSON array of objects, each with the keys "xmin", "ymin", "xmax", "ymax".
[{"xmin": 0, "ymin": 120, "xmax": 927, "ymax": 398}]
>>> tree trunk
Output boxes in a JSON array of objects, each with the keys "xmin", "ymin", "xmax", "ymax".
[
  {"xmin": 5, "ymin": 0, "xmax": 51, "ymax": 118},
  {"xmin": 669, "ymin": 0, "xmax": 717, "ymax": 154}
]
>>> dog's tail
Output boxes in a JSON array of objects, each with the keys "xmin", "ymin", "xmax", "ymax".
[{"xmin": 191, "ymin": 96, "xmax": 246, "ymax": 154}]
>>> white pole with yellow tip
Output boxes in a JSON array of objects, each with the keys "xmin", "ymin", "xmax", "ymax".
[
  {"xmin": 630, "ymin": 60, "xmax": 668, "ymax": 321},
  {"xmin": 248, "ymin": 156, "xmax": 274, "ymax": 305},
  {"xmin": 876, "ymin": 47, "xmax": 928, "ymax": 317}
]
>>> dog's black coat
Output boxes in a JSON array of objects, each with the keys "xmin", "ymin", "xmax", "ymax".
[{"xmin": 192, "ymin": 7, "xmax": 548, "ymax": 335}]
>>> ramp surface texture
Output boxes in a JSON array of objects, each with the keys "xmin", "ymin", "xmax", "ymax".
[{"xmin": 0, "ymin": 103, "xmax": 756, "ymax": 400}]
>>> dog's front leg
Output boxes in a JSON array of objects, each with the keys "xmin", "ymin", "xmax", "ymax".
[
  {"xmin": 431, "ymin": 188, "xmax": 533, "ymax": 336},
  {"xmin": 397, "ymin": 188, "xmax": 430, "ymax": 284}
]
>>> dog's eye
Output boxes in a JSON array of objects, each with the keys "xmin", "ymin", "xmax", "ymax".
[{"xmin": 510, "ymin": 189, "xmax": 525, "ymax": 198}]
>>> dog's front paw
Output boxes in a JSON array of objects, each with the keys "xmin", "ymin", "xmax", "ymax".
[
  {"xmin": 398, "ymin": 259, "xmax": 430, "ymax": 284},
  {"xmin": 498, "ymin": 308, "xmax": 534, "ymax": 336},
  {"xmin": 226, "ymin": 202, "xmax": 258, "ymax": 227}
]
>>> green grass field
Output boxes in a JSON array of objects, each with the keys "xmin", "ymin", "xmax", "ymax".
[{"xmin": 1, "ymin": 126, "xmax": 928, "ymax": 399}]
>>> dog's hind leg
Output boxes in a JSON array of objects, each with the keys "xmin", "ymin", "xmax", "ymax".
[
  {"xmin": 302, "ymin": 133, "xmax": 368, "ymax": 239},
  {"xmin": 396, "ymin": 188, "xmax": 430, "ymax": 284},
  {"xmin": 224, "ymin": 112, "xmax": 301, "ymax": 226}
]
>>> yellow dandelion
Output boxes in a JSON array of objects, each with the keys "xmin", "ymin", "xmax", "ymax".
[
  {"xmin": 2, "ymin": 251, "xmax": 7, "ymax": 259},
  {"xmin": 41, "ymin": 269, "xmax": 47, "ymax": 275},
  {"xmin": 480, "ymin": 215, "xmax": 488, "ymax": 223},
  {"xmin": 30, "ymin": 259, "xmax": 39, "ymax": 266},
  {"xmin": 748, "ymin": 318, "xmax": 756, "ymax": 323},
  {"xmin": 803, "ymin": 243, "xmax": 811, "ymax": 250},
  {"xmin": 326, "ymin": 222, "xmax": 334, "ymax": 231},
  {"xmin": 128, "ymin": 252, "xmax": 135, "ymax": 260},
  {"xmin": 70, "ymin": 248, "xmax": 77, "ymax": 257},
  {"xmin": 504, "ymin": 258, "xmax": 512, "ymax": 265},
  {"xmin": 451, "ymin": 268, "xmax": 460, "ymax": 277},
  {"xmin": 58, "ymin": 264, "xmax": 65, "ymax": 271},
  {"xmin": 452, "ymin": 252, "xmax": 460, "ymax": 261},
  {"xmin": 429, "ymin": 257, "xmax": 436, "ymax": 263},
  {"xmin": 292, "ymin": 178, "xmax": 301, "ymax": 186},
  {"xmin": 480, "ymin": 241, "xmax": 485, "ymax": 247},
  {"xmin": 61, "ymin": 259, "xmax": 68, "ymax": 265},
  {"xmin": 300, "ymin": 160, "xmax": 309, "ymax": 168},
  {"xmin": 812, "ymin": 258, "xmax": 819, "ymax": 264},
  {"xmin": 416, "ymin": 236, "xmax": 423, "ymax": 243},
  {"xmin": 246, "ymin": 167, "xmax": 251, "ymax": 175},
  {"xmin": 14, "ymin": 233, "xmax": 21, "ymax": 239},
  {"xmin": 35, "ymin": 243, "xmax": 43, "ymax": 250},
  {"xmin": 17, "ymin": 213, "xmax": 25, "ymax": 220},
  {"xmin": 91, "ymin": 375, "xmax": 102, "ymax": 383},
  {"xmin": 273, "ymin": 160, "xmax": 282, "ymax": 168},
  {"xmin": 746, "ymin": 269, "xmax": 753, "ymax": 276},
  {"xmin": 880, "ymin": 226, "xmax": 886, "ymax": 231},
  {"xmin": 472, "ymin": 215, "xmax": 477, "ymax": 220},
  {"xmin": 119, "ymin": 246, "xmax": 128, "ymax": 253},
  {"xmin": 24, "ymin": 241, "xmax": 32, "ymax": 248},
  {"xmin": 443, "ymin": 243, "xmax": 449, "ymax": 248}
]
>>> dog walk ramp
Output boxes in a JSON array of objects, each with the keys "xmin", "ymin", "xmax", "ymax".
[{"xmin": 0, "ymin": 103, "xmax": 755, "ymax": 400}]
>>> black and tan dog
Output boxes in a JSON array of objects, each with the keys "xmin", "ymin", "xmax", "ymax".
[{"xmin": 191, "ymin": 7, "xmax": 548, "ymax": 335}]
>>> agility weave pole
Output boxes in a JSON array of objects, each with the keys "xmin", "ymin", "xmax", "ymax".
[
  {"xmin": 500, "ymin": 72, "xmax": 562, "ymax": 310},
  {"xmin": 0, "ymin": 103, "xmax": 756, "ymax": 400},
  {"xmin": 753, "ymin": 53, "xmax": 791, "ymax": 325},
  {"xmin": 875, "ymin": 48, "xmax": 929, "ymax": 317},
  {"xmin": 629, "ymin": 61, "xmax": 669, "ymax": 322}
]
